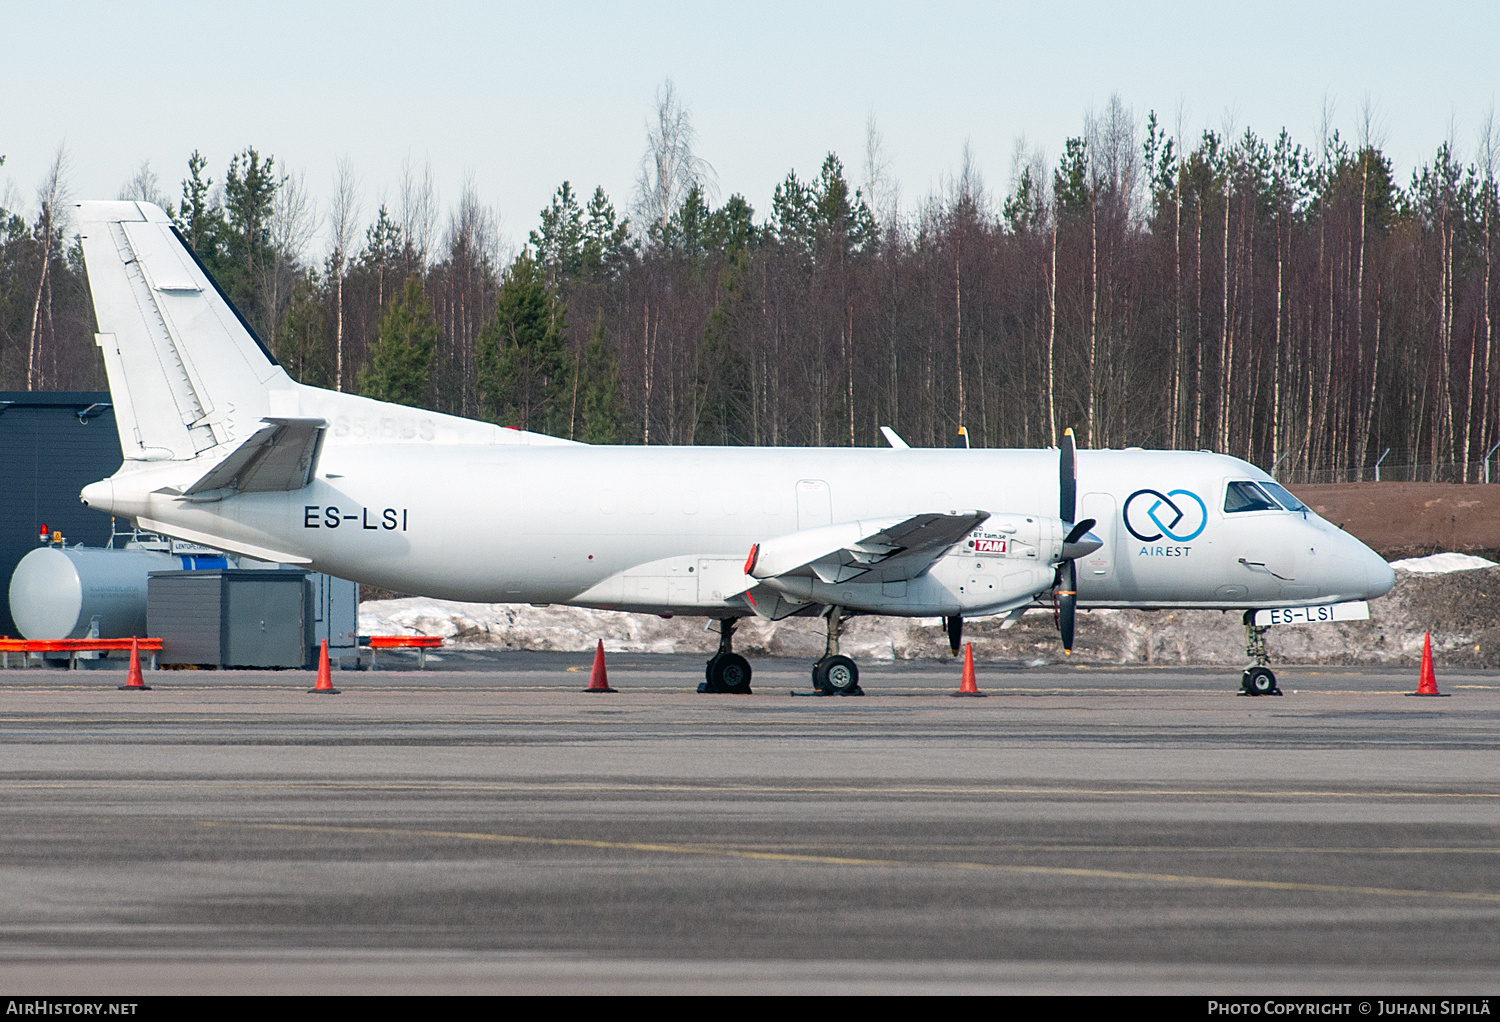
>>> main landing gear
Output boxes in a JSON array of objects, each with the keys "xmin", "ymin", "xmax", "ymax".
[
  {"xmin": 811, "ymin": 606, "xmax": 862, "ymax": 696},
  {"xmin": 701, "ymin": 617, "xmax": 752, "ymax": 694},
  {"xmin": 700, "ymin": 608, "xmax": 864, "ymax": 696},
  {"xmin": 1239, "ymin": 610, "xmax": 1282, "ymax": 696}
]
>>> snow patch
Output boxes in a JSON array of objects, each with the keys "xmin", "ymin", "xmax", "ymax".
[
  {"xmin": 1389, "ymin": 552, "xmax": 1499, "ymax": 573},
  {"xmin": 357, "ymin": 562, "xmax": 1500, "ymax": 667},
  {"xmin": 357, "ymin": 598, "xmax": 917, "ymax": 658},
  {"xmin": 358, "ymin": 599, "xmax": 700, "ymax": 654}
]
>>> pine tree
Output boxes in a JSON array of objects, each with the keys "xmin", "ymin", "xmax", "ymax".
[
  {"xmin": 708, "ymin": 194, "xmax": 758, "ymax": 255},
  {"xmin": 814, "ymin": 152, "xmax": 876, "ymax": 254},
  {"xmin": 358, "ymin": 276, "xmax": 437, "ymax": 406},
  {"xmin": 360, "ymin": 204, "xmax": 404, "ymax": 312},
  {"xmin": 1053, "ymin": 136, "xmax": 1091, "ymax": 218},
  {"xmin": 476, "ymin": 252, "xmax": 568, "ymax": 432},
  {"xmin": 771, "ymin": 170, "xmax": 816, "ymax": 251},
  {"xmin": 219, "ymin": 148, "xmax": 282, "ymax": 327},
  {"xmin": 175, "ymin": 150, "xmax": 222, "ymax": 255},
  {"xmin": 173, "ymin": 148, "xmax": 283, "ymax": 335},
  {"xmin": 576, "ymin": 314, "xmax": 624, "ymax": 443},
  {"xmin": 531, "ymin": 181, "xmax": 586, "ymax": 281},
  {"xmin": 582, "ymin": 186, "xmax": 630, "ymax": 274},
  {"xmin": 279, "ymin": 270, "xmax": 334, "ymax": 389}
]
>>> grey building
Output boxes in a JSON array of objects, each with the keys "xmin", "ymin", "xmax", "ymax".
[{"xmin": 0, "ymin": 392, "xmax": 122, "ymax": 638}]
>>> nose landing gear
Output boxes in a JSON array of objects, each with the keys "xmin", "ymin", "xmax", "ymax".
[
  {"xmin": 1240, "ymin": 610, "xmax": 1282, "ymax": 696},
  {"xmin": 701, "ymin": 617, "xmax": 752, "ymax": 694},
  {"xmin": 812, "ymin": 606, "xmax": 862, "ymax": 696}
]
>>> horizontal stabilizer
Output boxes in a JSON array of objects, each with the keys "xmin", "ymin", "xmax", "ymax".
[
  {"xmin": 182, "ymin": 417, "xmax": 327, "ymax": 497},
  {"xmin": 751, "ymin": 510, "xmax": 989, "ymax": 586}
]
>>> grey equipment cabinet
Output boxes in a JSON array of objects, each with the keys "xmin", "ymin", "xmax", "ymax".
[{"xmin": 148, "ymin": 569, "xmax": 312, "ymax": 668}]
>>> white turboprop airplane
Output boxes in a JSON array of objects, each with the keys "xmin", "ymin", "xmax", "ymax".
[{"xmin": 73, "ymin": 201, "xmax": 1394, "ymax": 695}]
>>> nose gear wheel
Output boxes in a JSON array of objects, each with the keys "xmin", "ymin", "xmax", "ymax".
[{"xmin": 1238, "ymin": 611, "xmax": 1282, "ymax": 696}]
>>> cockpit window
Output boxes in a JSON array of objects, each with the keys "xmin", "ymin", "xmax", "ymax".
[
  {"xmin": 1224, "ymin": 481, "xmax": 1282, "ymax": 513},
  {"xmin": 1259, "ymin": 481, "xmax": 1308, "ymax": 512}
]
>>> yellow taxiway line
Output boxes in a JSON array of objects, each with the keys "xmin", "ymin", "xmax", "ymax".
[{"xmin": 207, "ymin": 821, "xmax": 1500, "ymax": 905}]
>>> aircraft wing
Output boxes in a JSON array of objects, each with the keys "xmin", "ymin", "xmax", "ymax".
[
  {"xmin": 181, "ymin": 417, "xmax": 328, "ymax": 497},
  {"xmin": 749, "ymin": 510, "xmax": 989, "ymax": 586},
  {"xmin": 567, "ymin": 510, "xmax": 988, "ymax": 616}
]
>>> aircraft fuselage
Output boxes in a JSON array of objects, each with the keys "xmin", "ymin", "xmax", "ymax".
[{"xmin": 85, "ymin": 442, "xmax": 1393, "ymax": 618}]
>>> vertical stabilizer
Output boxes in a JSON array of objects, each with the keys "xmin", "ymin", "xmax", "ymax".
[{"xmin": 76, "ymin": 201, "xmax": 290, "ymax": 462}]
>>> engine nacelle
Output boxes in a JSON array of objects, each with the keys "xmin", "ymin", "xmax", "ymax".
[{"xmin": 758, "ymin": 513, "xmax": 1066, "ymax": 617}]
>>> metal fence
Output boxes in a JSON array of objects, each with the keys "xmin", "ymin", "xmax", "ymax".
[{"xmin": 1277, "ymin": 458, "xmax": 1500, "ymax": 486}]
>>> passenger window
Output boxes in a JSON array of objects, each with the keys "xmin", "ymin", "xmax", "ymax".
[
  {"xmin": 1259, "ymin": 481, "xmax": 1307, "ymax": 512},
  {"xmin": 1224, "ymin": 481, "xmax": 1281, "ymax": 513}
]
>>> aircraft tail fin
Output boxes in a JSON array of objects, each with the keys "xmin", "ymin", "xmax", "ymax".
[{"xmin": 76, "ymin": 200, "xmax": 290, "ymax": 463}]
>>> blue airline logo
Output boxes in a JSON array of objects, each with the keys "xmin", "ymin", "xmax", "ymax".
[{"xmin": 1122, "ymin": 488, "xmax": 1207, "ymax": 543}]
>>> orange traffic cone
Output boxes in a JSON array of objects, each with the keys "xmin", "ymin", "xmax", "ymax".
[
  {"xmin": 952, "ymin": 642, "xmax": 985, "ymax": 697},
  {"xmin": 1408, "ymin": 631, "xmax": 1449, "ymax": 697},
  {"xmin": 584, "ymin": 640, "xmax": 616, "ymax": 693},
  {"xmin": 308, "ymin": 638, "xmax": 340, "ymax": 694},
  {"xmin": 118, "ymin": 636, "xmax": 151, "ymax": 691}
]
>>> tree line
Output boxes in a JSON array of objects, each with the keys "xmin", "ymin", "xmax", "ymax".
[{"xmin": 2, "ymin": 91, "xmax": 1496, "ymax": 481}]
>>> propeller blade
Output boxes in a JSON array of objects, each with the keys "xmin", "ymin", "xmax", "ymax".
[
  {"xmin": 1057, "ymin": 435, "xmax": 1085, "ymax": 654},
  {"xmin": 1058, "ymin": 560, "xmax": 1077, "ymax": 654},
  {"xmin": 1059, "ymin": 428, "xmax": 1076, "ymax": 524},
  {"xmin": 945, "ymin": 614, "xmax": 964, "ymax": 657}
]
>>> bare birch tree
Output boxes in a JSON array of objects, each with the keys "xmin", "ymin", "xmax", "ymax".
[
  {"xmin": 634, "ymin": 79, "xmax": 715, "ymax": 235},
  {"xmin": 862, "ymin": 112, "xmax": 897, "ymax": 228},
  {"xmin": 1479, "ymin": 107, "xmax": 1497, "ymax": 478},
  {"xmin": 1084, "ymin": 95, "xmax": 1139, "ymax": 446},
  {"xmin": 1172, "ymin": 105, "xmax": 1187, "ymax": 449},
  {"xmin": 1356, "ymin": 97, "xmax": 1385, "ymax": 473},
  {"xmin": 117, "ymin": 160, "xmax": 171, "ymax": 210},
  {"xmin": 399, "ymin": 156, "xmax": 439, "ymax": 272},
  {"xmin": 26, "ymin": 145, "xmax": 69, "ymax": 391},
  {"xmin": 265, "ymin": 169, "xmax": 318, "ymax": 355},
  {"xmin": 442, "ymin": 175, "xmax": 501, "ymax": 415},
  {"xmin": 328, "ymin": 158, "xmax": 362, "ymax": 391}
]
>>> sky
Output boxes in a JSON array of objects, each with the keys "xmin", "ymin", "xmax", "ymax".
[{"xmin": 4, "ymin": 1, "xmax": 1497, "ymax": 258}]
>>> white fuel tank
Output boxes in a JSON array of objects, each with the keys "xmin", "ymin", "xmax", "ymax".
[{"xmin": 8, "ymin": 547, "xmax": 181, "ymax": 640}]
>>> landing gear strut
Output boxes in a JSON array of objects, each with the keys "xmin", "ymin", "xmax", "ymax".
[
  {"xmin": 701, "ymin": 617, "xmax": 752, "ymax": 694},
  {"xmin": 1240, "ymin": 610, "xmax": 1281, "ymax": 696},
  {"xmin": 812, "ymin": 606, "xmax": 862, "ymax": 696}
]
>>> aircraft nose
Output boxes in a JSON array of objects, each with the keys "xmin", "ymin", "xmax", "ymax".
[
  {"xmin": 1365, "ymin": 547, "xmax": 1395, "ymax": 599},
  {"xmin": 1334, "ymin": 525, "xmax": 1394, "ymax": 600}
]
